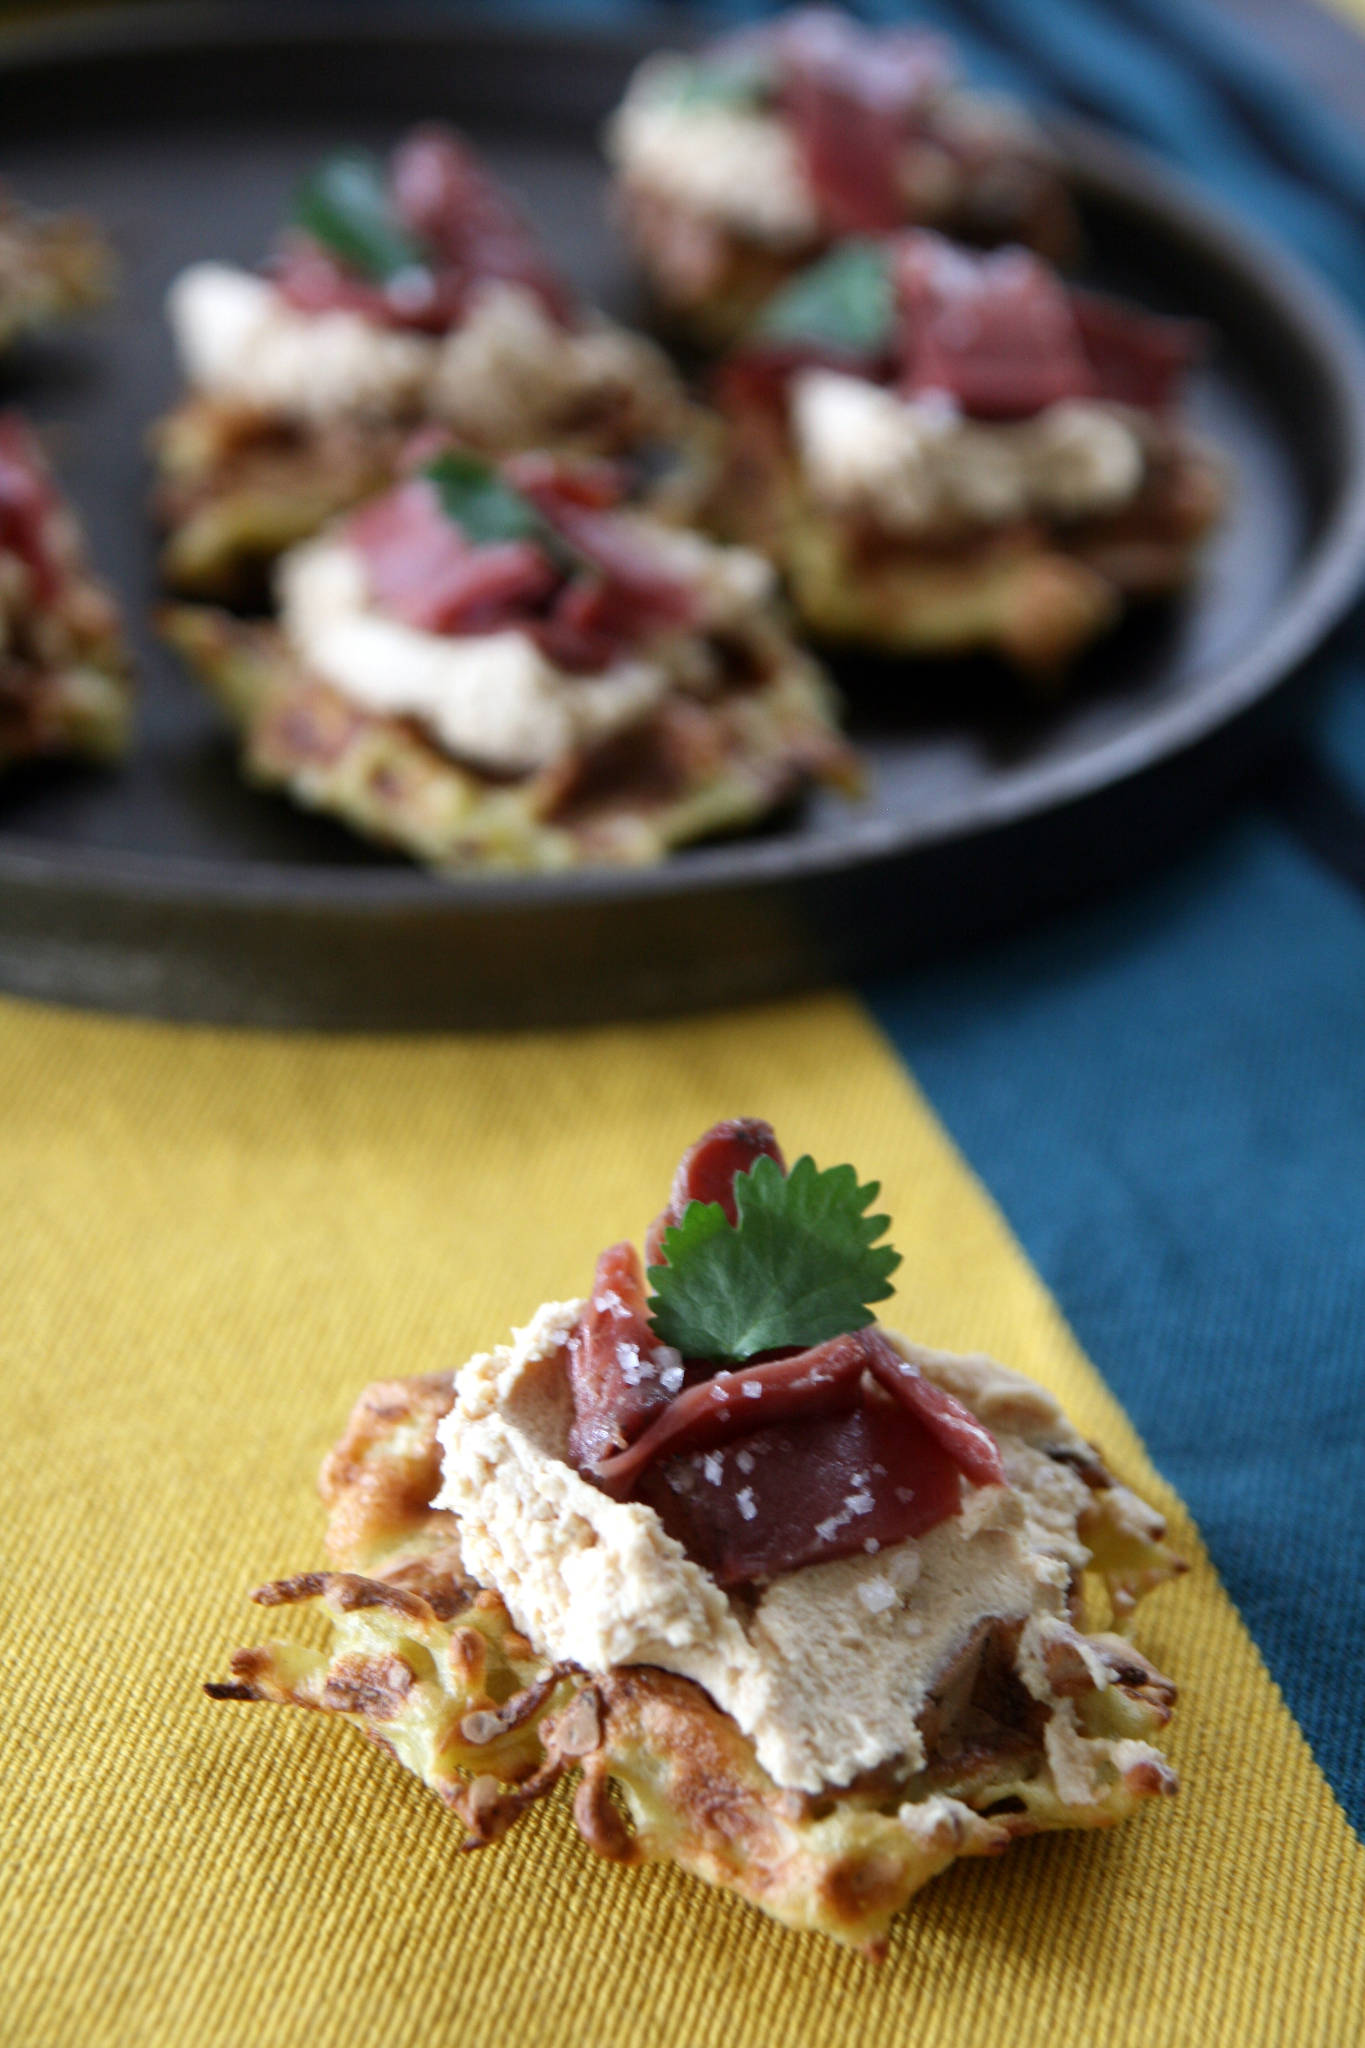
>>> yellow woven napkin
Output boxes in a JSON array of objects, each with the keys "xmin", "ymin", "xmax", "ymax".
[{"xmin": 2, "ymin": 989, "xmax": 1360, "ymax": 2048}]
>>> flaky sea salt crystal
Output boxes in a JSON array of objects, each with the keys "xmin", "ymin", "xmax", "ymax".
[
  {"xmin": 857, "ymin": 1578, "xmax": 897, "ymax": 1615},
  {"xmin": 736, "ymin": 1487, "xmax": 757, "ymax": 1522},
  {"xmin": 616, "ymin": 1342, "xmax": 649, "ymax": 1386},
  {"xmin": 653, "ymin": 1345, "xmax": 684, "ymax": 1395},
  {"xmin": 702, "ymin": 1451, "xmax": 724, "ymax": 1485}
]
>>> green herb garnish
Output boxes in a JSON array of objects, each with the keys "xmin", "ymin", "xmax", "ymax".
[
  {"xmin": 647, "ymin": 1153, "xmax": 900, "ymax": 1364},
  {"xmin": 661, "ymin": 52, "xmax": 771, "ymax": 113},
  {"xmin": 757, "ymin": 239, "xmax": 896, "ymax": 358},
  {"xmin": 423, "ymin": 451, "xmax": 549, "ymax": 547},
  {"xmin": 293, "ymin": 152, "xmax": 428, "ymax": 282},
  {"xmin": 421, "ymin": 451, "xmax": 584, "ymax": 577}
]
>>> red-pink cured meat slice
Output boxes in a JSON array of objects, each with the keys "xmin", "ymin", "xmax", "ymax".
[
  {"xmin": 645, "ymin": 1117, "xmax": 785, "ymax": 1265},
  {"xmin": 567, "ymin": 1243, "xmax": 681, "ymax": 1468},
  {"xmin": 638, "ymin": 1397, "xmax": 964, "ymax": 1587},
  {"xmin": 394, "ymin": 539, "xmax": 557, "ymax": 637},
  {"xmin": 590, "ymin": 1329, "xmax": 873, "ymax": 1497},
  {"xmin": 271, "ymin": 232, "xmax": 465, "ymax": 337},
  {"xmin": 521, "ymin": 495, "xmax": 698, "ymax": 628},
  {"xmin": 503, "ymin": 452, "xmax": 627, "ymax": 513},
  {"xmin": 864, "ymin": 1333, "xmax": 1005, "ymax": 1489},
  {"xmin": 590, "ymin": 1327, "xmax": 1003, "ymax": 1502},
  {"xmin": 276, "ymin": 128, "xmax": 573, "ymax": 335},
  {"xmin": 506, "ymin": 453, "xmax": 691, "ymax": 668},
  {"xmin": 529, "ymin": 578, "xmax": 650, "ymax": 676},
  {"xmin": 563, "ymin": 1118, "xmax": 1006, "ymax": 1589},
  {"xmin": 719, "ymin": 246, "xmax": 1197, "ymax": 429},
  {"xmin": 0, "ymin": 412, "xmax": 61, "ymax": 605},
  {"xmin": 1073, "ymin": 291, "xmax": 1203, "ymax": 413},
  {"xmin": 344, "ymin": 458, "xmax": 701, "ymax": 660},
  {"xmin": 771, "ymin": 10, "xmax": 951, "ymax": 235},
  {"xmin": 390, "ymin": 128, "xmax": 574, "ymax": 327},
  {"xmin": 896, "ymin": 234, "xmax": 1097, "ymax": 419},
  {"xmin": 346, "ymin": 479, "xmax": 557, "ymax": 634}
]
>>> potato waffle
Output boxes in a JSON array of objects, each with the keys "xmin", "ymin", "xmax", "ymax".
[{"xmin": 210, "ymin": 1349, "xmax": 1183, "ymax": 1953}]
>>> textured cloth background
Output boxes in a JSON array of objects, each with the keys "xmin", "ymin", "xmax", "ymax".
[
  {"xmin": 871, "ymin": 816, "xmax": 1365, "ymax": 1835},
  {"xmin": 2, "ymin": 992, "xmax": 1362, "ymax": 2048}
]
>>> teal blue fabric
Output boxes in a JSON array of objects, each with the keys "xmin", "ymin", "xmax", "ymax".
[
  {"xmin": 867, "ymin": 823, "xmax": 1365, "ymax": 1833},
  {"xmin": 483, "ymin": 0, "xmax": 1365, "ymax": 1829},
  {"xmin": 855, "ymin": 0, "xmax": 1365, "ymax": 1828},
  {"xmin": 845, "ymin": 0, "xmax": 1365, "ymax": 1834}
]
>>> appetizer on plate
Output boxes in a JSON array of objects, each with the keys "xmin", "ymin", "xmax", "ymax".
[
  {"xmin": 153, "ymin": 127, "xmax": 715, "ymax": 601},
  {"xmin": 162, "ymin": 449, "xmax": 854, "ymax": 870},
  {"xmin": 0, "ymin": 183, "xmax": 111, "ymax": 353},
  {"xmin": 606, "ymin": 7, "xmax": 1078, "ymax": 346},
  {"xmin": 0, "ymin": 412, "xmax": 132, "ymax": 771},
  {"xmin": 713, "ymin": 231, "xmax": 1226, "ymax": 676},
  {"xmin": 209, "ymin": 1120, "xmax": 1183, "ymax": 1953}
]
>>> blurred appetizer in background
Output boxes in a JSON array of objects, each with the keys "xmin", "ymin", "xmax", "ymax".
[
  {"xmin": 210, "ymin": 1119, "xmax": 1183, "ymax": 1953},
  {"xmin": 606, "ymin": 7, "xmax": 1078, "ymax": 346},
  {"xmin": 163, "ymin": 448, "xmax": 854, "ymax": 870},
  {"xmin": 714, "ymin": 232, "xmax": 1225, "ymax": 676},
  {"xmin": 154, "ymin": 128, "xmax": 716, "ymax": 602},
  {"xmin": 0, "ymin": 184, "xmax": 112, "ymax": 354},
  {"xmin": 0, "ymin": 413, "xmax": 132, "ymax": 771}
]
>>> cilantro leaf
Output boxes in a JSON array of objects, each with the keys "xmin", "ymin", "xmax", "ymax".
[
  {"xmin": 757, "ymin": 239, "xmax": 895, "ymax": 358},
  {"xmin": 422, "ymin": 451, "xmax": 586, "ymax": 576},
  {"xmin": 647, "ymin": 1153, "xmax": 900, "ymax": 1364},
  {"xmin": 660, "ymin": 53, "xmax": 772, "ymax": 113},
  {"xmin": 293, "ymin": 152, "xmax": 428, "ymax": 283},
  {"xmin": 422, "ymin": 451, "xmax": 550, "ymax": 547}
]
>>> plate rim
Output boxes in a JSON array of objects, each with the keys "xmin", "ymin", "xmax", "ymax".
[{"xmin": 3, "ymin": 0, "xmax": 1365, "ymax": 915}]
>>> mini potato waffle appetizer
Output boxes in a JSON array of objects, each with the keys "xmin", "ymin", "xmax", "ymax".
[
  {"xmin": 0, "ymin": 412, "xmax": 132, "ymax": 770},
  {"xmin": 163, "ymin": 449, "xmax": 854, "ymax": 870},
  {"xmin": 210, "ymin": 1120, "xmax": 1184, "ymax": 1954},
  {"xmin": 0, "ymin": 184, "xmax": 111, "ymax": 353},
  {"xmin": 153, "ymin": 128, "xmax": 717, "ymax": 602},
  {"xmin": 606, "ymin": 8, "xmax": 1078, "ymax": 347},
  {"xmin": 713, "ymin": 232, "xmax": 1225, "ymax": 677}
]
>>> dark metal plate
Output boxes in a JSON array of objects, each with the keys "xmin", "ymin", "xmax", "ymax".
[{"xmin": 2, "ymin": 1, "xmax": 1364, "ymax": 1028}]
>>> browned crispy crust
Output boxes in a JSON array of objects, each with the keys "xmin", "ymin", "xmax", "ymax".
[
  {"xmin": 159, "ymin": 601, "xmax": 856, "ymax": 872},
  {"xmin": 713, "ymin": 403, "xmax": 1225, "ymax": 679},
  {"xmin": 0, "ymin": 660, "xmax": 130, "ymax": 770},
  {"xmin": 0, "ymin": 448, "xmax": 132, "ymax": 772},
  {"xmin": 151, "ymin": 404, "xmax": 408, "ymax": 605},
  {"xmin": 0, "ymin": 192, "xmax": 112, "ymax": 352},
  {"xmin": 208, "ymin": 1364, "xmax": 1182, "ymax": 1952}
]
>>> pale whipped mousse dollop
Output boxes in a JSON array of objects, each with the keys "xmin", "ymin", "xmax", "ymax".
[
  {"xmin": 435, "ymin": 1299, "xmax": 1158, "ymax": 1796},
  {"xmin": 168, "ymin": 264, "xmax": 670, "ymax": 442},
  {"xmin": 792, "ymin": 367, "xmax": 1146, "ymax": 535},
  {"xmin": 607, "ymin": 60, "xmax": 819, "ymax": 246},
  {"xmin": 277, "ymin": 535, "xmax": 664, "ymax": 777},
  {"xmin": 275, "ymin": 518, "xmax": 777, "ymax": 779},
  {"xmin": 607, "ymin": 43, "xmax": 1050, "ymax": 252}
]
